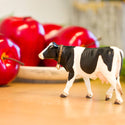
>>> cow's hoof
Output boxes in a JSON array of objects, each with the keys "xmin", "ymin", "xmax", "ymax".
[
  {"xmin": 60, "ymin": 92, "xmax": 68, "ymax": 98},
  {"xmin": 86, "ymin": 94, "xmax": 93, "ymax": 99},
  {"xmin": 105, "ymin": 95, "xmax": 111, "ymax": 101},
  {"xmin": 114, "ymin": 99, "xmax": 122, "ymax": 105},
  {"xmin": 60, "ymin": 94, "xmax": 67, "ymax": 98},
  {"xmin": 105, "ymin": 97, "xmax": 110, "ymax": 101},
  {"xmin": 105, "ymin": 95, "xmax": 112, "ymax": 101}
]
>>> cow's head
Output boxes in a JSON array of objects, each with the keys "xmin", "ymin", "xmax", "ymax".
[{"xmin": 38, "ymin": 42, "xmax": 59, "ymax": 60}]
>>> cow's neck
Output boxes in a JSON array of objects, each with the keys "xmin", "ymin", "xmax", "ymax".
[{"xmin": 59, "ymin": 46, "xmax": 75, "ymax": 72}]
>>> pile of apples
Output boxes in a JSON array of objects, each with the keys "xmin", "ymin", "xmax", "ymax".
[{"xmin": 0, "ymin": 16, "xmax": 99, "ymax": 85}]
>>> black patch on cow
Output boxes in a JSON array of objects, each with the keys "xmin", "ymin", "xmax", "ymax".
[
  {"xmin": 80, "ymin": 47, "xmax": 114, "ymax": 74},
  {"xmin": 60, "ymin": 46, "xmax": 75, "ymax": 80}
]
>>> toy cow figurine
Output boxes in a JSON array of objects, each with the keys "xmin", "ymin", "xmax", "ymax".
[{"xmin": 39, "ymin": 42, "xmax": 124, "ymax": 104}]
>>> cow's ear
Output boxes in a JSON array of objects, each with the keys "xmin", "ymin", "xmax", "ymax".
[{"xmin": 53, "ymin": 42, "xmax": 58, "ymax": 48}]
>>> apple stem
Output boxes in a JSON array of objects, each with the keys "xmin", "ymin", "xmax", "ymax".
[
  {"xmin": 97, "ymin": 37, "xmax": 102, "ymax": 41},
  {"xmin": 3, "ymin": 57, "xmax": 24, "ymax": 65}
]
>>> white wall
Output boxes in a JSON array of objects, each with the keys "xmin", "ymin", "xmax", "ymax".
[{"xmin": 0, "ymin": 0, "xmax": 71, "ymax": 25}]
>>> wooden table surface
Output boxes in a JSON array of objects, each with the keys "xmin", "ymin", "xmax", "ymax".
[{"xmin": 0, "ymin": 79, "xmax": 125, "ymax": 125}]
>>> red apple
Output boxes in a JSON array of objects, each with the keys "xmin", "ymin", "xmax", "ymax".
[
  {"xmin": 43, "ymin": 26, "xmax": 99, "ymax": 67},
  {"xmin": 47, "ymin": 26, "xmax": 99, "ymax": 47},
  {"xmin": 43, "ymin": 23, "xmax": 62, "ymax": 42},
  {"xmin": 0, "ymin": 16, "xmax": 45, "ymax": 66},
  {"xmin": 0, "ymin": 35, "xmax": 21, "ymax": 85}
]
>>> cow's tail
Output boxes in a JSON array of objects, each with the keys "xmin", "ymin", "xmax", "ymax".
[
  {"xmin": 116, "ymin": 49, "xmax": 124, "ymax": 95},
  {"xmin": 119, "ymin": 49, "xmax": 124, "ymax": 76}
]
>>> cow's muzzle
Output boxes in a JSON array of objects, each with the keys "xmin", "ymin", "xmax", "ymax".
[{"xmin": 38, "ymin": 52, "xmax": 44, "ymax": 60}]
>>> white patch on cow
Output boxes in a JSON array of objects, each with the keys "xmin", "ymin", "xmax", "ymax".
[
  {"xmin": 110, "ymin": 47, "xmax": 123, "ymax": 78},
  {"xmin": 106, "ymin": 86, "xmax": 114, "ymax": 99},
  {"xmin": 83, "ymin": 78, "xmax": 93, "ymax": 97},
  {"xmin": 63, "ymin": 75, "xmax": 76, "ymax": 95},
  {"xmin": 38, "ymin": 52, "xmax": 44, "ymax": 60},
  {"xmin": 38, "ymin": 42, "xmax": 53, "ymax": 60},
  {"xmin": 95, "ymin": 55, "xmax": 111, "ymax": 83}
]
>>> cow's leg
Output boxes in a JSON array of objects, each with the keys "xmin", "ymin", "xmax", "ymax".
[
  {"xmin": 105, "ymin": 77, "xmax": 123, "ymax": 101},
  {"xmin": 116, "ymin": 76, "xmax": 123, "ymax": 96},
  {"xmin": 83, "ymin": 78, "xmax": 93, "ymax": 98},
  {"xmin": 105, "ymin": 86, "xmax": 114, "ymax": 101},
  {"xmin": 114, "ymin": 86, "xmax": 123, "ymax": 104},
  {"xmin": 106, "ymin": 76, "xmax": 123, "ymax": 104},
  {"xmin": 60, "ymin": 72, "xmax": 76, "ymax": 98}
]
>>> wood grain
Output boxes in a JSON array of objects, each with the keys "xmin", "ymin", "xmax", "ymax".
[{"xmin": 0, "ymin": 80, "xmax": 125, "ymax": 125}]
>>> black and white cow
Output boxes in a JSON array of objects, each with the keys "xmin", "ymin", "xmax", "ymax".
[{"xmin": 39, "ymin": 42, "xmax": 124, "ymax": 104}]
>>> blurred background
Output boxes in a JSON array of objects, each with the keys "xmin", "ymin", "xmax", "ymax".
[{"xmin": 0, "ymin": 0, "xmax": 125, "ymax": 53}]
